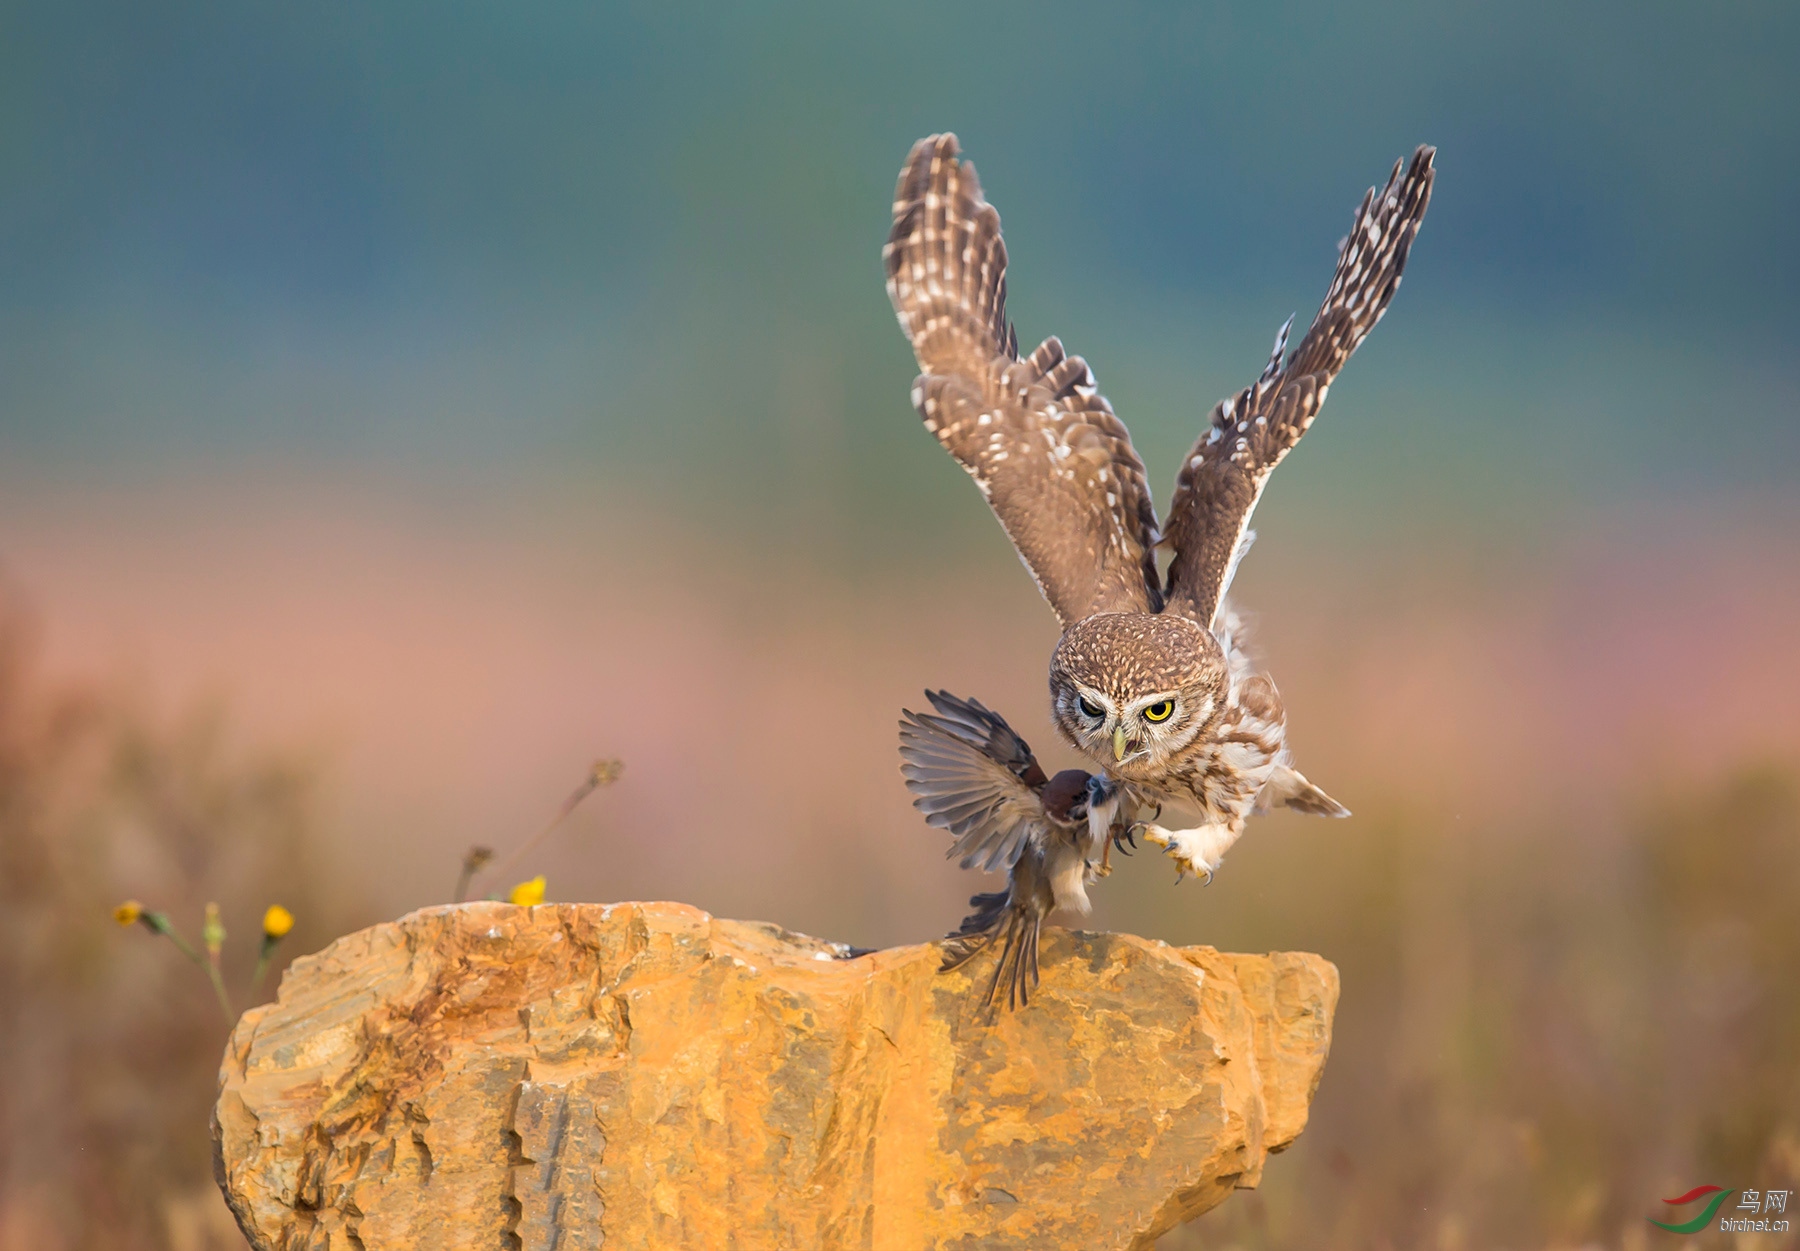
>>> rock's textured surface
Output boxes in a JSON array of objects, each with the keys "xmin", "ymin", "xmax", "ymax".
[{"xmin": 214, "ymin": 902, "xmax": 1337, "ymax": 1250}]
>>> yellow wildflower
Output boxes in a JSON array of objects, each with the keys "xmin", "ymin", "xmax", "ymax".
[
  {"xmin": 114, "ymin": 900, "xmax": 144, "ymax": 926},
  {"xmin": 262, "ymin": 904, "xmax": 294, "ymax": 939},
  {"xmin": 509, "ymin": 876, "xmax": 547, "ymax": 907}
]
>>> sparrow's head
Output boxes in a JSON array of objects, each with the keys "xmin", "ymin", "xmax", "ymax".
[
  {"xmin": 1049, "ymin": 611, "xmax": 1226, "ymax": 782},
  {"xmin": 1040, "ymin": 768, "xmax": 1095, "ymax": 825}
]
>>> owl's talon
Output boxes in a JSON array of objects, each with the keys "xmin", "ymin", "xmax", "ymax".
[{"xmin": 1140, "ymin": 822, "xmax": 1229, "ymax": 885}]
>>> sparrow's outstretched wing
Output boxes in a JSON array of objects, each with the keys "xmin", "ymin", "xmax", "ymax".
[
  {"xmin": 898, "ymin": 690, "xmax": 1049, "ymax": 873},
  {"xmin": 1162, "ymin": 146, "xmax": 1436, "ymax": 627},
  {"xmin": 886, "ymin": 134, "xmax": 1162, "ymax": 627}
]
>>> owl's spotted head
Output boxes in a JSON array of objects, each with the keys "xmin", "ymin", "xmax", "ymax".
[{"xmin": 1048, "ymin": 612, "xmax": 1226, "ymax": 782}]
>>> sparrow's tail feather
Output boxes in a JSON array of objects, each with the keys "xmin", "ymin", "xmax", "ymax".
[
  {"xmin": 981, "ymin": 917, "xmax": 1013, "ymax": 1009},
  {"xmin": 988, "ymin": 908, "xmax": 1027, "ymax": 1011},
  {"xmin": 984, "ymin": 908, "xmax": 1044, "ymax": 1012},
  {"xmin": 939, "ymin": 889, "xmax": 1010, "ymax": 972},
  {"xmin": 941, "ymin": 889, "xmax": 1044, "ymax": 1012},
  {"xmin": 1017, "ymin": 914, "xmax": 1042, "ymax": 1009}
]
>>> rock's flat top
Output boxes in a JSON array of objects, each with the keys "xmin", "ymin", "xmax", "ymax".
[{"xmin": 214, "ymin": 901, "xmax": 1337, "ymax": 1250}]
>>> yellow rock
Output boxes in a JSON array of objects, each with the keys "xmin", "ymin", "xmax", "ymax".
[{"xmin": 213, "ymin": 901, "xmax": 1337, "ymax": 1250}]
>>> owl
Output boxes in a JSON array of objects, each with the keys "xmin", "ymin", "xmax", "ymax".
[
  {"xmin": 885, "ymin": 134, "xmax": 1434, "ymax": 882},
  {"xmin": 898, "ymin": 690, "xmax": 1119, "ymax": 1008}
]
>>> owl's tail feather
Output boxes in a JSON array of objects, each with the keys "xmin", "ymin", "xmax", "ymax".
[
  {"xmin": 1257, "ymin": 764, "xmax": 1352, "ymax": 819},
  {"xmin": 884, "ymin": 133, "xmax": 1018, "ymax": 374}
]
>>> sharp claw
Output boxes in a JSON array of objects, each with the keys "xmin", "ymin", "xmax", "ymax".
[{"xmin": 1138, "ymin": 822, "xmax": 1226, "ymax": 885}]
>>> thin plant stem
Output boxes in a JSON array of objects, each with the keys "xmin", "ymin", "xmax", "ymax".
[
  {"xmin": 453, "ymin": 846, "xmax": 495, "ymax": 905},
  {"xmin": 204, "ymin": 957, "xmax": 236, "ymax": 1025},
  {"xmin": 251, "ymin": 937, "xmax": 276, "ymax": 991},
  {"xmin": 202, "ymin": 903, "xmax": 235, "ymax": 1025},
  {"xmin": 473, "ymin": 760, "xmax": 622, "ymax": 897},
  {"xmin": 144, "ymin": 912, "xmax": 236, "ymax": 1025},
  {"xmin": 154, "ymin": 919, "xmax": 204, "ymax": 964}
]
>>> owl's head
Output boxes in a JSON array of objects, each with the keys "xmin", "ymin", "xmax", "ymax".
[{"xmin": 1048, "ymin": 612, "xmax": 1226, "ymax": 782}]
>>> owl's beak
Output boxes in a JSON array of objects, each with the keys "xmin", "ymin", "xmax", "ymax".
[{"xmin": 1113, "ymin": 725, "xmax": 1129, "ymax": 761}]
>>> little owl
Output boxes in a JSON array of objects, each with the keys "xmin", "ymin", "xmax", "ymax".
[{"xmin": 885, "ymin": 133, "xmax": 1434, "ymax": 883}]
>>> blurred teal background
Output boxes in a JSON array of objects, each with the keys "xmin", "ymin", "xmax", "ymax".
[
  {"xmin": 5, "ymin": 1, "xmax": 1797, "ymax": 505},
  {"xmin": 2, "ymin": 4, "xmax": 1798, "ymax": 1249}
]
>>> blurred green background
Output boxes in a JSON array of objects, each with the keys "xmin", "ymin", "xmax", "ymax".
[{"xmin": 2, "ymin": 2, "xmax": 1797, "ymax": 1248}]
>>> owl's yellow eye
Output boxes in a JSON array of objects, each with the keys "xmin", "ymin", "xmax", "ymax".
[
  {"xmin": 1077, "ymin": 695, "xmax": 1105, "ymax": 719},
  {"xmin": 1142, "ymin": 700, "xmax": 1174, "ymax": 723}
]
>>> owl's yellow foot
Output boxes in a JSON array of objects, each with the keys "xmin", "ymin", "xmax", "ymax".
[{"xmin": 1136, "ymin": 822, "xmax": 1240, "ymax": 885}]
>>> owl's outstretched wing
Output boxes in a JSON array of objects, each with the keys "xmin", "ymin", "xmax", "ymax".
[
  {"xmin": 898, "ymin": 690, "xmax": 1050, "ymax": 873},
  {"xmin": 885, "ymin": 134, "xmax": 1161, "ymax": 627},
  {"xmin": 1162, "ymin": 146, "xmax": 1436, "ymax": 628}
]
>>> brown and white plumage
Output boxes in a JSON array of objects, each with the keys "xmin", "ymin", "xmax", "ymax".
[
  {"xmin": 899, "ymin": 691, "xmax": 1118, "ymax": 1008},
  {"xmin": 1162, "ymin": 147, "xmax": 1437, "ymax": 627},
  {"xmin": 888, "ymin": 135, "xmax": 1434, "ymax": 883},
  {"xmin": 884, "ymin": 136, "xmax": 1163, "ymax": 626}
]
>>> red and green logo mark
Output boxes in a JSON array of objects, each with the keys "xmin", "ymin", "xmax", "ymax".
[{"xmin": 1650, "ymin": 1186, "xmax": 1735, "ymax": 1234}]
